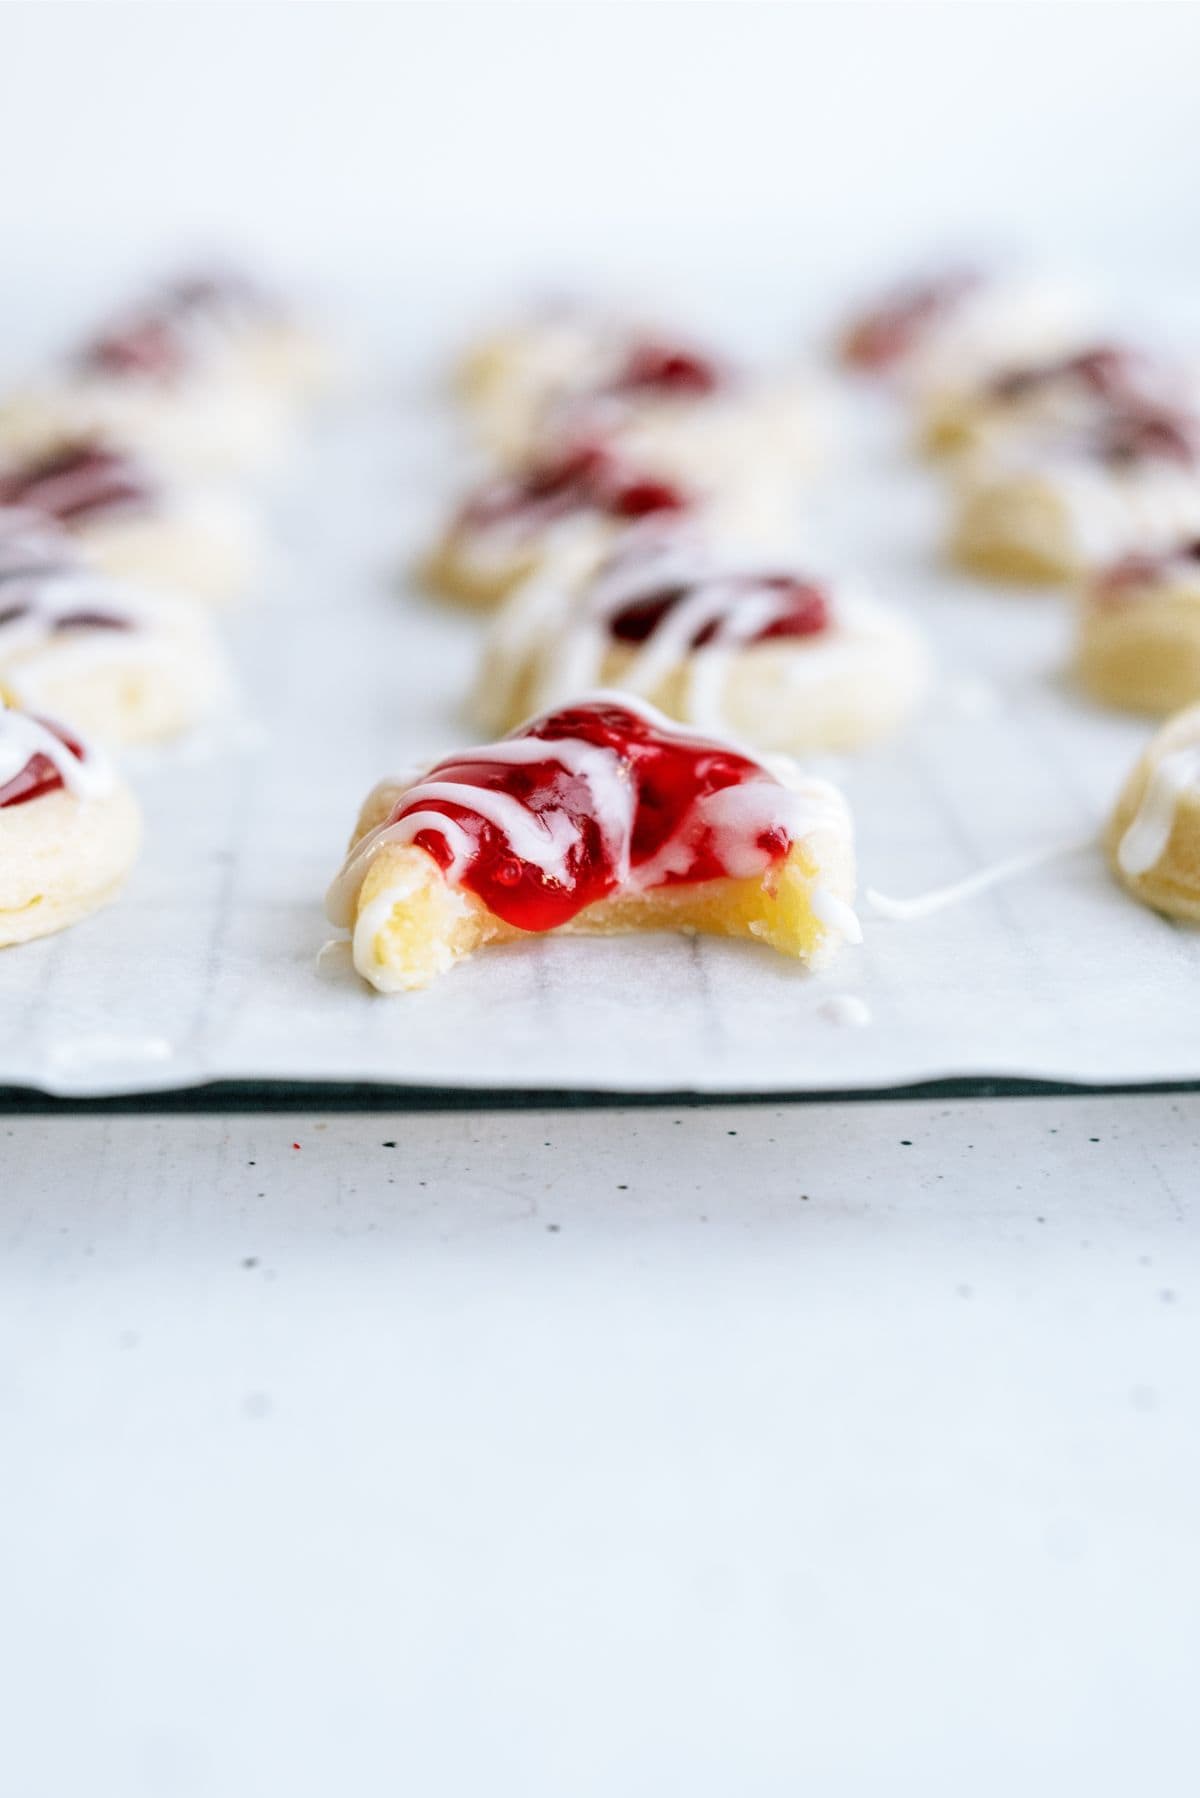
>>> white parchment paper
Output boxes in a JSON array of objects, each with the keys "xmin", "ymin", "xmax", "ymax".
[{"xmin": 1, "ymin": 359, "xmax": 1196, "ymax": 1099}]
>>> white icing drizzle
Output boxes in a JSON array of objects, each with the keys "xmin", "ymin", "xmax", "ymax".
[
  {"xmin": 326, "ymin": 725, "xmax": 637, "ymax": 927},
  {"xmin": 0, "ymin": 703, "xmax": 113, "ymax": 802},
  {"xmin": 0, "ymin": 569, "xmax": 141, "ymax": 656},
  {"xmin": 325, "ymin": 695, "xmax": 853, "ymax": 938},
  {"xmin": 867, "ymin": 835, "xmax": 1093, "ymax": 922},
  {"xmin": 395, "ymin": 779, "xmax": 582, "ymax": 877},
  {"xmin": 1117, "ymin": 747, "xmax": 1200, "ymax": 877},
  {"xmin": 488, "ymin": 531, "xmax": 888, "ymax": 738}
]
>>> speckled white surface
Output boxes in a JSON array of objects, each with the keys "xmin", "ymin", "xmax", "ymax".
[{"xmin": 2, "ymin": 1095, "xmax": 1198, "ymax": 1796}]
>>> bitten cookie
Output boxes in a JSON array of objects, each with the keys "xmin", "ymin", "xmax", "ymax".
[{"xmin": 325, "ymin": 695, "xmax": 858, "ymax": 992}]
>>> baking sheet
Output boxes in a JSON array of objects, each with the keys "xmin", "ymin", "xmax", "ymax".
[{"xmin": 1, "ymin": 360, "xmax": 1197, "ymax": 1100}]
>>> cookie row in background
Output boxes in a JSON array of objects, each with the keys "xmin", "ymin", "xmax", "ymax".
[
  {"xmin": 0, "ymin": 268, "xmax": 335, "ymax": 948},
  {"xmin": 839, "ymin": 260, "xmax": 1200, "ymax": 921},
  {"xmin": 421, "ymin": 300, "xmax": 931, "ymax": 755},
  {"xmin": 337, "ymin": 280, "xmax": 1088, "ymax": 996},
  {"xmin": 334, "ymin": 300, "xmax": 880, "ymax": 992},
  {"xmin": 326, "ymin": 270, "xmax": 1200, "ymax": 997}
]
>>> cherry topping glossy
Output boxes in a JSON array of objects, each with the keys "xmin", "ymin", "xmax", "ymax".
[
  {"xmin": 608, "ymin": 573, "xmax": 830, "ymax": 647},
  {"xmin": 609, "ymin": 477, "xmax": 689, "ymax": 520},
  {"xmin": 394, "ymin": 701, "xmax": 786, "ymax": 932}
]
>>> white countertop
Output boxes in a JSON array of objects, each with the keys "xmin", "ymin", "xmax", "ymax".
[{"xmin": 4, "ymin": 1093, "xmax": 1198, "ymax": 1796}]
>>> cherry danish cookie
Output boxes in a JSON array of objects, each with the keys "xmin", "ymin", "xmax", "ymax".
[{"xmin": 326, "ymin": 697, "xmax": 858, "ymax": 992}]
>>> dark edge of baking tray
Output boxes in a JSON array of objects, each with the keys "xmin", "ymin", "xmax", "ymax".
[{"xmin": 1, "ymin": 1076, "xmax": 1199, "ymax": 1113}]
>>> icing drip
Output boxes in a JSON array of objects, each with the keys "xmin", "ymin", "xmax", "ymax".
[
  {"xmin": 0, "ymin": 703, "xmax": 112, "ymax": 807},
  {"xmin": 327, "ymin": 695, "xmax": 845, "ymax": 936},
  {"xmin": 867, "ymin": 835, "xmax": 1094, "ymax": 921},
  {"xmin": 1117, "ymin": 747, "xmax": 1200, "ymax": 877},
  {"xmin": 810, "ymin": 884, "xmax": 864, "ymax": 943}
]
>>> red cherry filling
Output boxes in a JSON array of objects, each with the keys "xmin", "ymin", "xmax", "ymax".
[
  {"xmin": 614, "ymin": 341, "xmax": 723, "ymax": 397},
  {"xmin": 394, "ymin": 700, "xmax": 788, "ymax": 932},
  {"xmin": 0, "ymin": 718, "xmax": 86, "ymax": 809},
  {"xmin": 0, "ymin": 443, "xmax": 155, "ymax": 523},
  {"xmin": 609, "ymin": 477, "xmax": 688, "ymax": 520},
  {"xmin": 841, "ymin": 269, "xmax": 981, "ymax": 371},
  {"xmin": 608, "ymin": 574, "xmax": 830, "ymax": 647},
  {"xmin": 461, "ymin": 445, "xmax": 689, "ymax": 532}
]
